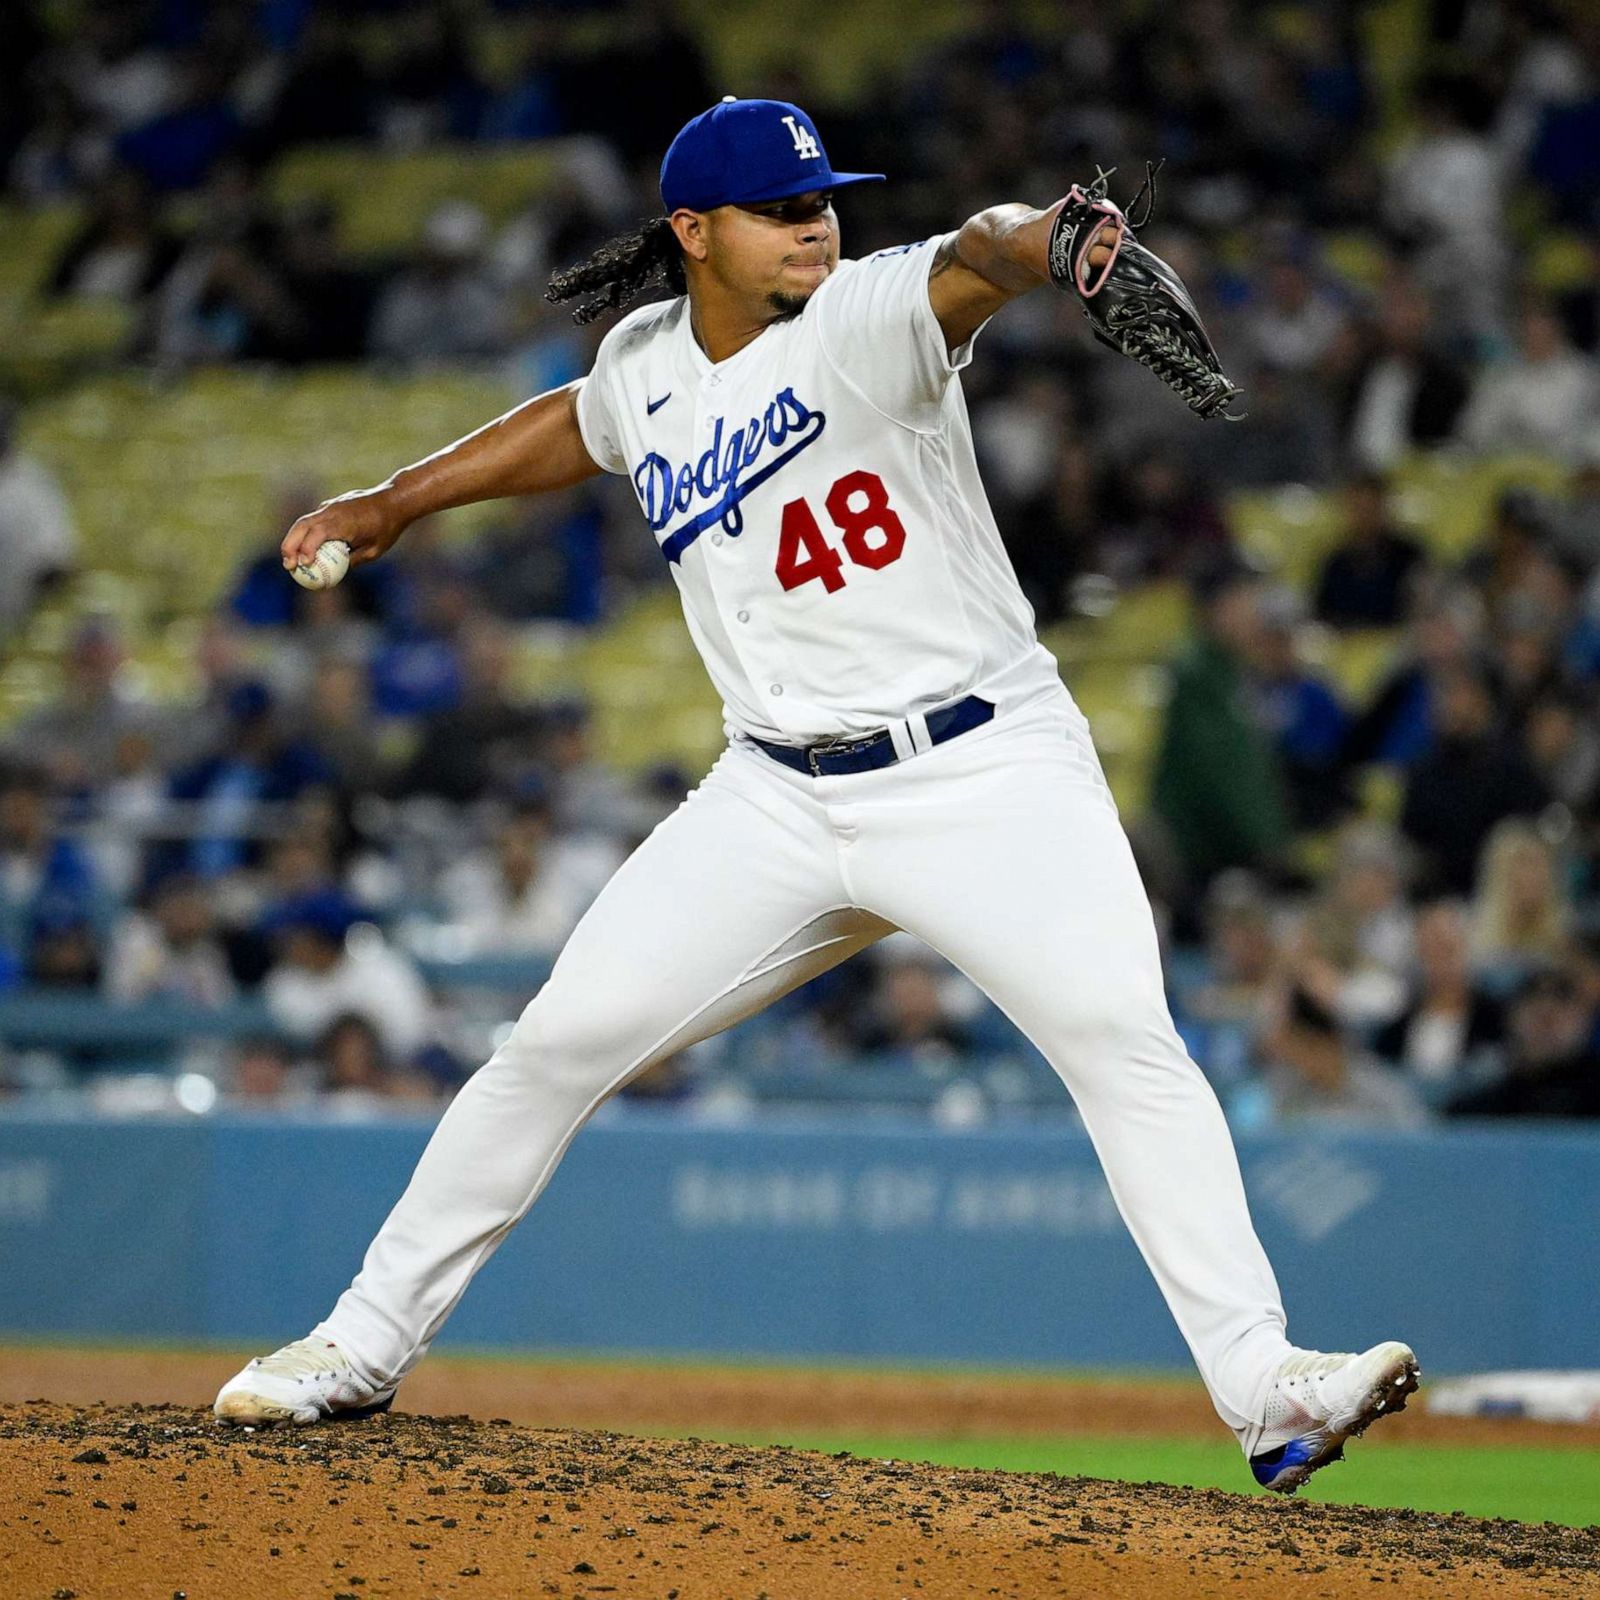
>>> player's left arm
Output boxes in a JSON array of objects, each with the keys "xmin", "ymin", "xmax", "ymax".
[{"xmin": 928, "ymin": 202, "xmax": 1116, "ymax": 354}]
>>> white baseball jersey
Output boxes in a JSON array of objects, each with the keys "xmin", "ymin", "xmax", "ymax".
[
  {"xmin": 574, "ymin": 235, "xmax": 1065, "ymax": 743},
  {"xmin": 313, "ymin": 246, "xmax": 1300, "ymax": 1445}
]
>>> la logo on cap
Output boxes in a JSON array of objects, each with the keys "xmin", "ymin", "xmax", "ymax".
[{"xmin": 781, "ymin": 114, "xmax": 821, "ymax": 160}]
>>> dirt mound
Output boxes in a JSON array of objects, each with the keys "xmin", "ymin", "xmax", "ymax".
[
  {"xmin": 3, "ymin": 1404, "xmax": 1597, "ymax": 1599},
  {"xmin": 6, "ymin": 1347, "xmax": 1596, "ymax": 1453}
]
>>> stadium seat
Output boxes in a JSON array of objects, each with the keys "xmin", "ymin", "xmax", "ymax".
[
  {"xmin": 1322, "ymin": 231, "xmax": 1390, "ymax": 292},
  {"xmin": 270, "ymin": 144, "xmax": 559, "ymax": 258},
  {"xmin": 566, "ymin": 588, "xmax": 725, "ymax": 771},
  {"xmin": 1, "ymin": 299, "xmax": 133, "ymax": 394},
  {"xmin": 0, "ymin": 202, "xmax": 82, "ymax": 315},
  {"xmin": 1227, "ymin": 485, "xmax": 1345, "ymax": 589},
  {"xmin": 1388, "ymin": 453, "xmax": 1572, "ymax": 562},
  {"xmin": 1319, "ymin": 627, "xmax": 1402, "ymax": 704},
  {"xmin": 675, "ymin": 0, "xmax": 973, "ymax": 101},
  {"xmin": 1060, "ymin": 660, "xmax": 1169, "ymax": 814},
  {"xmin": 1531, "ymin": 231, "xmax": 1596, "ymax": 294}
]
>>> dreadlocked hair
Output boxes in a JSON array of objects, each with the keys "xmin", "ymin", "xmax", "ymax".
[{"xmin": 545, "ymin": 216, "xmax": 687, "ymax": 325}]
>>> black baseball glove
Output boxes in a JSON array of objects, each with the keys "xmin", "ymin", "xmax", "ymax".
[{"xmin": 1047, "ymin": 164, "xmax": 1244, "ymax": 421}]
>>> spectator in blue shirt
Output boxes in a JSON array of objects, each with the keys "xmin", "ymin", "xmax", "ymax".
[
  {"xmin": 1250, "ymin": 584, "xmax": 1353, "ymax": 831},
  {"xmin": 157, "ymin": 681, "xmax": 334, "ymax": 883},
  {"xmin": 114, "ymin": 53, "xmax": 241, "ymax": 192},
  {"xmin": 0, "ymin": 761, "xmax": 110, "ymax": 992}
]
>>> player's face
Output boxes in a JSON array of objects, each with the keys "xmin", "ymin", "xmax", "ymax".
[{"xmin": 708, "ymin": 190, "xmax": 839, "ymax": 318}]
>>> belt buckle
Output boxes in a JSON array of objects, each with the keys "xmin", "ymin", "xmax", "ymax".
[{"xmin": 805, "ymin": 731, "xmax": 876, "ymax": 777}]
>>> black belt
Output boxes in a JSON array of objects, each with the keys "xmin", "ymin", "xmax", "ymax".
[{"xmin": 749, "ymin": 695, "xmax": 995, "ymax": 777}]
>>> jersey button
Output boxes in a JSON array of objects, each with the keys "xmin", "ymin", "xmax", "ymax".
[
  {"xmin": 769, "ymin": 684, "xmax": 783, "ymax": 696},
  {"xmin": 711, "ymin": 533, "xmax": 724, "ymax": 546},
  {"xmin": 736, "ymin": 609, "xmax": 750, "ymax": 623}
]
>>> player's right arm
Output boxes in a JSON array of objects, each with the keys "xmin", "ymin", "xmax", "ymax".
[{"xmin": 280, "ymin": 380, "xmax": 604, "ymax": 571}]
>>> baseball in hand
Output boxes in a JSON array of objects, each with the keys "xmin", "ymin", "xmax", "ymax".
[{"xmin": 291, "ymin": 540, "xmax": 351, "ymax": 591}]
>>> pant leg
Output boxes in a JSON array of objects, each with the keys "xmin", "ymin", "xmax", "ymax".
[
  {"xmin": 316, "ymin": 745, "xmax": 888, "ymax": 1385},
  {"xmin": 837, "ymin": 696, "xmax": 1291, "ymax": 1433}
]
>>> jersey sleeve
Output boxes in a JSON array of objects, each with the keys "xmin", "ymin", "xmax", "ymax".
[
  {"xmin": 573, "ymin": 331, "xmax": 630, "ymax": 475},
  {"xmin": 812, "ymin": 232, "xmax": 989, "ymax": 431}
]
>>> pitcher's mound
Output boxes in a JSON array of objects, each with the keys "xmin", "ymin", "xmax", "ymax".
[{"xmin": 3, "ymin": 1402, "xmax": 1596, "ymax": 1598}]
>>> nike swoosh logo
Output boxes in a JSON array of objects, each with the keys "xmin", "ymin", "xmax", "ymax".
[{"xmin": 646, "ymin": 392, "xmax": 672, "ymax": 414}]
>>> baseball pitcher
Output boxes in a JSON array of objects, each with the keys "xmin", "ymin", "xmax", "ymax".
[{"xmin": 216, "ymin": 98, "xmax": 1416, "ymax": 1493}]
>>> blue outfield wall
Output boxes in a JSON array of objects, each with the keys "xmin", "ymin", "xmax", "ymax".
[{"xmin": 0, "ymin": 1109, "xmax": 1596, "ymax": 1375}]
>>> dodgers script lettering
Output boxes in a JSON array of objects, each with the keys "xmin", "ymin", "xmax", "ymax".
[{"xmin": 633, "ymin": 388, "xmax": 827, "ymax": 564}]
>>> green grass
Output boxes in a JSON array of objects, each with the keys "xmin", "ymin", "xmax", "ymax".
[{"xmin": 679, "ymin": 1430, "xmax": 1600, "ymax": 1528}]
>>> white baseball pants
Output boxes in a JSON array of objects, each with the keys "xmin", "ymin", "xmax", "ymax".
[{"xmin": 315, "ymin": 688, "xmax": 1293, "ymax": 1434}]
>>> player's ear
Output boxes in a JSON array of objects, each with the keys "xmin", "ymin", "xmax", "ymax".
[{"xmin": 669, "ymin": 208, "xmax": 711, "ymax": 263}]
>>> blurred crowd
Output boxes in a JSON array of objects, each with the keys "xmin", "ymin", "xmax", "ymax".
[
  {"xmin": 2, "ymin": 1, "xmax": 1597, "ymax": 414},
  {"xmin": 1, "ymin": 0, "xmax": 1598, "ymax": 1124}
]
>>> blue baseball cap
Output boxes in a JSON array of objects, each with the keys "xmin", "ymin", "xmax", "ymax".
[{"xmin": 660, "ymin": 96, "xmax": 885, "ymax": 214}]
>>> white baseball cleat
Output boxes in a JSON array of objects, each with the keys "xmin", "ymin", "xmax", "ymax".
[
  {"xmin": 214, "ymin": 1335, "xmax": 397, "ymax": 1427},
  {"xmin": 1243, "ymin": 1340, "xmax": 1420, "ymax": 1493}
]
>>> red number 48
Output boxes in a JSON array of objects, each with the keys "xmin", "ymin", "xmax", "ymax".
[{"xmin": 775, "ymin": 469, "xmax": 907, "ymax": 595}]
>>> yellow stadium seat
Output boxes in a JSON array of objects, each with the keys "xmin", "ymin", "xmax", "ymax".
[
  {"xmin": 1357, "ymin": 765, "xmax": 1405, "ymax": 823},
  {"xmin": 270, "ymin": 145, "xmax": 557, "ymax": 257},
  {"xmin": 1040, "ymin": 579, "xmax": 1193, "ymax": 671},
  {"xmin": 1064, "ymin": 659, "xmax": 1170, "ymax": 814},
  {"xmin": 1361, "ymin": 0, "xmax": 1430, "ymax": 146},
  {"xmin": 0, "ymin": 299, "xmax": 133, "ymax": 393},
  {"xmin": 1290, "ymin": 829, "xmax": 1339, "ymax": 881},
  {"xmin": 14, "ymin": 369, "xmax": 518, "ymax": 635},
  {"xmin": 1228, "ymin": 484, "xmax": 1344, "ymax": 588},
  {"xmin": 1531, "ymin": 232, "xmax": 1597, "ymax": 294},
  {"xmin": 1323, "ymin": 627, "xmax": 1401, "ymax": 703},
  {"xmin": 0, "ymin": 202, "xmax": 83, "ymax": 315},
  {"xmin": 563, "ymin": 588, "xmax": 723, "ymax": 771},
  {"xmin": 1322, "ymin": 231, "xmax": 1391, "ymax": 293},
  {"xmin": 1389, "ymin": 451, "xmax": 1572, "ymax": 560},
  {"xmin": 675, "ymin": 0, "xmax": 972, "ymax": 102}
]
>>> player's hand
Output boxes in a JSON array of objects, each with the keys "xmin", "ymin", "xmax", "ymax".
[
  {"xmin": 1084, "ymin": 223, "xmax": 1119, "ymax": 274},
  {"xmin": 280, "ymin": 487, "xmax": 407, "ymax": 572}
]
